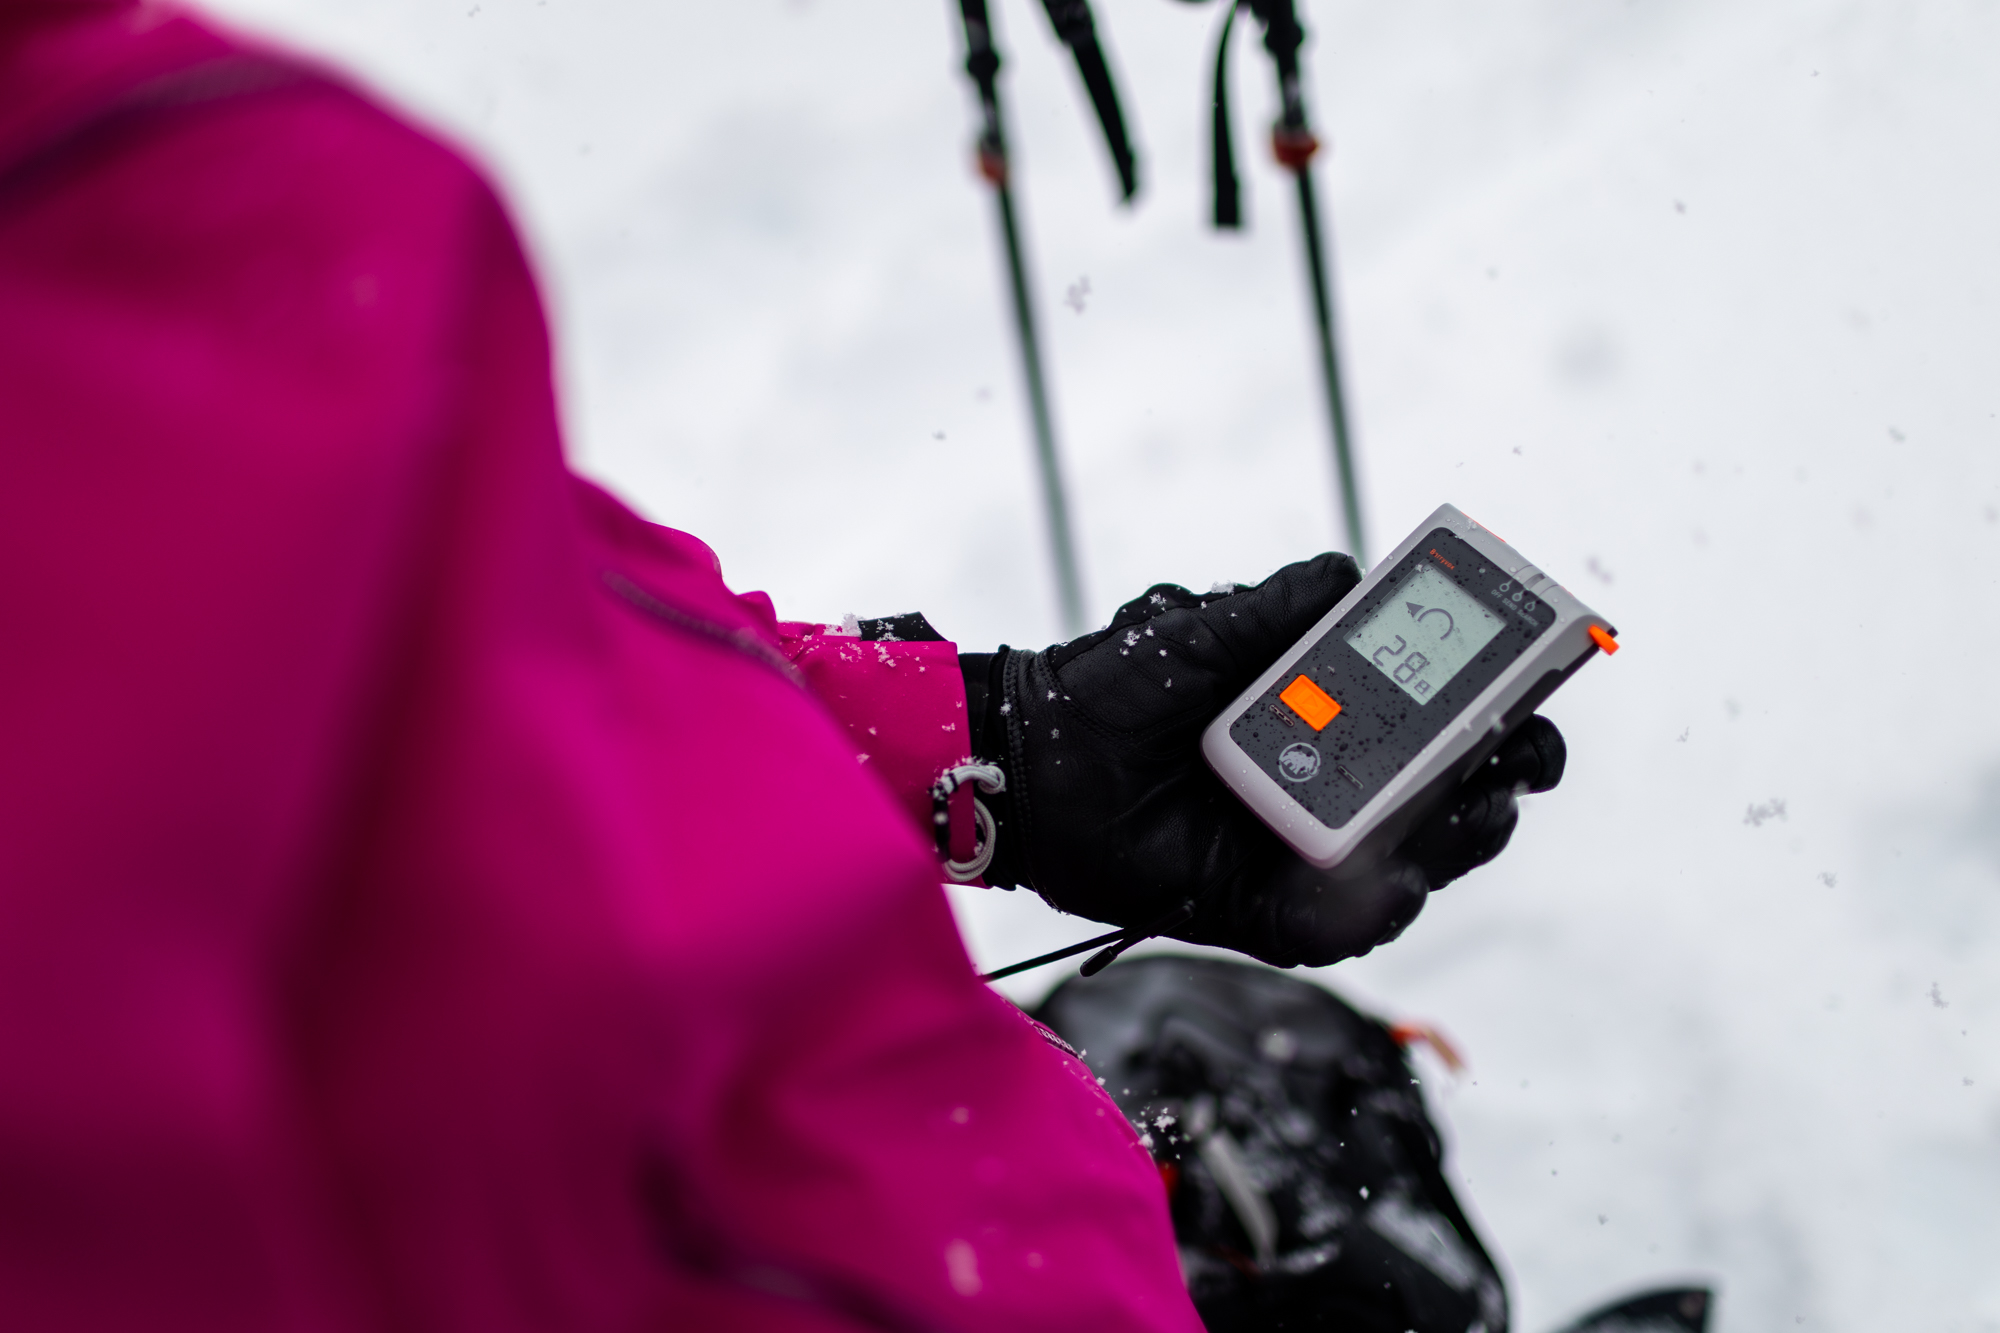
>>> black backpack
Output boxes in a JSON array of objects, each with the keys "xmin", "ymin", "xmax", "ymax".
[{"xmin": 1036, "ymin": 955, "xmax": 1508, "ymax": 1333}]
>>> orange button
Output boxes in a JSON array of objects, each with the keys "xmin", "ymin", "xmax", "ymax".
[
  {"xmin": 1587, "ymin": 625, "xmax": 1620, "ymax": 655},
  {"xmin": 1279, "ymin": 674, "xmax": 1341, "ymax": 731}
]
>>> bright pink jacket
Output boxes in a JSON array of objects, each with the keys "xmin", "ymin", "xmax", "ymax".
[{"xmin": 0, "ymin": 5, "xmax": 1199, "ymax": 1329}]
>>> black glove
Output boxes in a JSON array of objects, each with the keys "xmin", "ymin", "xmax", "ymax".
[{"xmin": 961, "ymin": 555, "xmax": 1566, "ymax": 968}]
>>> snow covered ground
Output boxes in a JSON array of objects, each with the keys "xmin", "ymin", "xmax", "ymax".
[{"xmin": 198, "ymin": 0, "xmax": 2000, "ymax": 1327}]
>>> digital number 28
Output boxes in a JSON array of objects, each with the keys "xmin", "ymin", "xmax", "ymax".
[{"xmin": 1373, "ymin": 635, "xmax": 1430, "ymax": 684}]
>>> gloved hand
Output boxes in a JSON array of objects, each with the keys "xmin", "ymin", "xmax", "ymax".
[{"xmin": 961, "ymin": 555, "xmax": 1566, "ymax": 968}]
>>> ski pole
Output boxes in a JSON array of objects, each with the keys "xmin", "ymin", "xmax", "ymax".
[
  {"xmin": 954, "ymin": 0, "xmax": 1089, "ymax": 636},
  {"xmin": 1252, "ymin": 0, "xmax": 1365, "ymax": 562},
  {"xmin": 1285, "ymin": 141, "xmax": 1365, "ymax": 564},
  {"xmin": 1207, "ymin": 0, "xmax": 1366, "ymax": 562}
]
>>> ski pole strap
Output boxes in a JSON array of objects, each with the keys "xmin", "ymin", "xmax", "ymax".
[
  {"xmin": 954, "ymin": 0, "xmax": 1138, "ymax": 198},
  {"xmin": 1040, "ymin": 0, "xmax": 1139, "ymax": 200},
  {"xmin": 1210, "ymin": 0, "xmax": 1243, "ymax": 228},
  {"xmin": 1209, "ymin": 0, "xmax": 1322, "ymax": 227}
]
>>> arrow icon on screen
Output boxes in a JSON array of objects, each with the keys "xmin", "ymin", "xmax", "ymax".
[{"xmin": 1406, "ymin": 602, "xmax": 1456, "ymax": 638}]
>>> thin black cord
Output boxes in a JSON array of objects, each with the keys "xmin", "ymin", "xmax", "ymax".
[
  {"xmin": 978, "ymin": 900, "xmax": 1196, "ymax": 983},
  {"xmin": 979, "ymin": 928, "xmax": 1128, "ymax": 983}
]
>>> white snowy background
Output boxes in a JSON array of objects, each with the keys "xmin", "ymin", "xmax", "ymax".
[{"xmin": 197, "ymin": 0, "xmax": 2000, "ymax": 1327}]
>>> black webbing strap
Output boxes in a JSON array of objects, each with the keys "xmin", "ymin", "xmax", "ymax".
[
  {"xmin": 1208, "ymin": 0, "xmax": 1318, "ymax": 230},
  {"xmin": 1210, "ymin": 0, "xmax": 1243, "ymax": 228},
  {"xmin": 1040, "ymin": 0, "xmax": 1139, "ymax": 201},
  {"xmin": 955, "ymin": 0, "xmax": 1139, "ymax": 199}
]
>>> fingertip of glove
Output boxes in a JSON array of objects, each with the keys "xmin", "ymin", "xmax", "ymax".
[
  {"xmin": 1228, "ymin": 552, "xmax": 1362, "ymax": 645},
  {"xmin": 1274, "ymin": 551, "xmax": 1362, "ymax": 602},
  {"xmin": 1518, "ymin": 714, "xmax": 1567, "ymax": 792},
  {"xmin": 1252, "ymin": 856, "xmax": 1429, "ymax": 968},
  {"xmin": 1480, "ymin": 715, "xmax": 1566, "ymax": 794}
]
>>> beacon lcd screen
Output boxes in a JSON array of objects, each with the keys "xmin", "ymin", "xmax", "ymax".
[{"xmin": 1343, "ymin": 562, "xmax": 1505, "ymax": 705}]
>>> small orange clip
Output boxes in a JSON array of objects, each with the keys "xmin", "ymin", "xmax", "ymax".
[
  {"xmin": 1388, "ymin": 1020, "xmax": 1467, "ymax": 1074},
  {"xmin": 1588, "ymin": 625, "xmax": 1619, "ymax": 655}
]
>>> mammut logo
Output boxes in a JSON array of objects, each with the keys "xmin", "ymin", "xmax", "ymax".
[{"xmin": 1277, "ymin": 743, "xmax": 1321, "ymax": 783}]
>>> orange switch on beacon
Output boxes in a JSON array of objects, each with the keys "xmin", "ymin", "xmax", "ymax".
[
  {"xmin": 1279, "ymin": 674, "xmax": 1341, "ymax": 731},
  {"xmin": 1587, "ymin": 625, "xmax": 1620, "ymax": 655}
]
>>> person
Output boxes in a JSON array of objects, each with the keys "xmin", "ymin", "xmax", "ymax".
[{"xmin": 0, "ymin": 3, "xmax": 1562, "ymax": 1329}]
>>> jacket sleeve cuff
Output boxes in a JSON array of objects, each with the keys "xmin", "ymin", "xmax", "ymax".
[{"xmin": 777, "ymin": 617, "xmax": 978, "ymax": 864}]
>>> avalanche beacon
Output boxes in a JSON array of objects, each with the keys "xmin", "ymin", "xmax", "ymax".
[{"xmin": 1203, "ymin": 503, "xmax": 1619, "ymax": 874}]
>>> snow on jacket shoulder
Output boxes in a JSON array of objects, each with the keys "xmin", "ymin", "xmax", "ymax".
[{"xmin": 0, "ymin": 6, "xmax": 1199, "ymax": 1331}]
